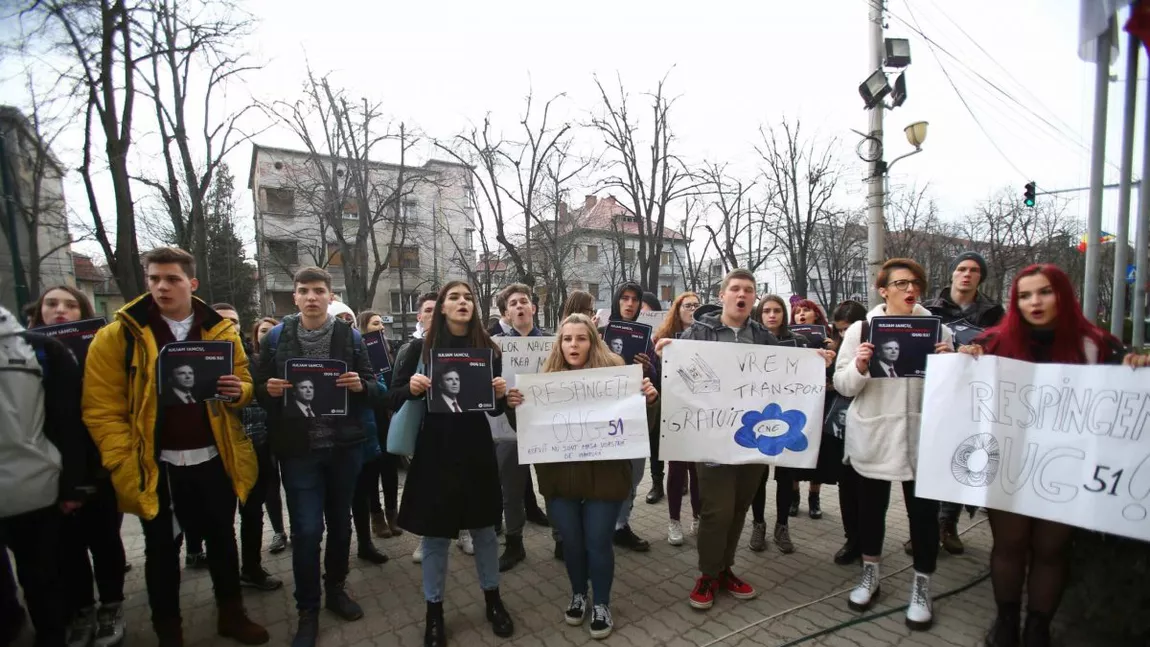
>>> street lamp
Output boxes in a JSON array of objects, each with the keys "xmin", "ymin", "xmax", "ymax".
[{"xmin": 904, "ymin": 121, "xmax": 928, "ymax": 149}]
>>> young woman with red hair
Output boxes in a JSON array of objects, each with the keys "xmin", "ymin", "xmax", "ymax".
[
  {"xmin": 964, "ymin": 264, "xmax": 1149, "ymax": 647},
  {"xmin": 789, "ymin": 299, "xmax": 833, "ymax": 518}
]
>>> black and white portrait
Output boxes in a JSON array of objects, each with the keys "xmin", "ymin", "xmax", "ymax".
[
  {"xmin": 823, "ymin": 395, "xmax": 852, "ymax": 440},
  {"xmin": 870, "ymin": 338, "xmax": 902, "ymax": 378},
  {"xmin": 284, "ymin": 358, "xmax": 348, "ymax": 417},
  {"xmin": 157, "ymin": 340, "xmax": 234, "ymax": 406},
  {"xmin": 428, "ymin": 348, "xmax": 495, "ymax": 413},
  {"xmin": 609, "ymin": 337, "xmax": 626, "ymax": 356}
]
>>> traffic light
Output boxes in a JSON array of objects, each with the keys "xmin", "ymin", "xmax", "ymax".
[{"xmin": 1024, "ymin": 182, "xmax": 1036, "ymax": 208}]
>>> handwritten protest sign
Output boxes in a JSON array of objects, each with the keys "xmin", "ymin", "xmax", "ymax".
[
  {"xmin": 515, "ymin": 365, "xmax": 650, "ymax": 464},
  {"xmin": 498, "ymin": 336, "xmax": 556, "ymax": 387},
  {"xmin": 637, "ymin": 310, "xmax": 668, "ymax": 329},
  {"xmin": 660, "ymin": 340, "xmax": 826, "ymax": 466},
  {"xmin": 917, "ymin": 354, "xmax": 1150, "ymax": 542}
]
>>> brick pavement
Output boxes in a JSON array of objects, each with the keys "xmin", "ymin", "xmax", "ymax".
[{"xmin": 11, "ymin": 470, "xmax": 1099, "ymax": 646}]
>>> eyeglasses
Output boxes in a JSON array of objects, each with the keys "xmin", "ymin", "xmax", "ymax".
[
  {"xmin": 886, "ymin": 279, "xmax": 924, "ymax": 292},
  {"xmin": 682, "ymin": 303, "xmax": 701, "ymax": 310}
]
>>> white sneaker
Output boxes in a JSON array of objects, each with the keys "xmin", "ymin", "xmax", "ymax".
[
  {"xmin": 848, "ymin": 561, "xmax": 881, "ymax": 611},
  {"xmin": 688, "ymin": 516, "xmax": 699, "ymax": 537},
  {"xmin": 412, "ymin": 538, "xmax": 424, "ymax": 563},
  {"xmin": 457, "ymin": 530, "xmax": 475, "ymax": 555},
  {"xmin": 667, "ymin": 520, "xmax": 684, "ymax": 546},
  {"xmin": 905, "ymin": 572, "xmax": 933, "ymax": 630}
]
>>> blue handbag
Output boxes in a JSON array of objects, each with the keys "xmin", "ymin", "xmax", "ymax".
[{"xmin": 386, "ymin": 357, "xmax": 425, "ymax": 456}]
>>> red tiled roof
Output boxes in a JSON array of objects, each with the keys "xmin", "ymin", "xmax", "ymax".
[
  {"xmin": 72, "ymin": 253, "xmax": 107, "ymax": 282},
  {"xmin": 564, "ymin": 195, "xmax": 686, "ymax": 241}
]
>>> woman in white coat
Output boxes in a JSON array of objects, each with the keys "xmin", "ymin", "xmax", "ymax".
[{"xmin": 833, "ymin": 258, "xmax": 953, "ymax": 631}]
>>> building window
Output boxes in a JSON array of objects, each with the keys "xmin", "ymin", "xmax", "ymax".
[
  {"xmin": 624, "ymin": 248, "xmax": 635, "ymax": 264},
  {"xmin": 388, "ymin": 245, "xmax": 420, "ymax": 269},
  {"xmin": 660, "ymin": 285, "xmax": 672, "ymax": 302},
  {"xmin": 661, "ymin": 252, "xmax": 672, "ymax": 267},
  {"xmin": 588, "ymin": 283, "xmax": 600, "ymax": 301},
  {"xmin": 342, "ymin": 200, "xmax": 359, "ymax": 219},
  {"xmin": 586, "ymin": 245, "xmax": 599, "ymax": 262},
  {"xmin": 389, "ymin": 290, "xmax": 420, "ymax": 313},
  {"xmin": 327, "ymin": 243, "xmax": 343, "ymax": 266},
  {"xmin": 464, "ymin": 228, "xmax": 475, "ymax": 249},
  {"xmin": 268, "ymin": 239, "xmax": 298, "ymax": 267},
  {"xmin": 265, "ymin": 188, "xmax": 294, "ymax": 214},
  {"xmin": 271, "ymin": 291, "xmax": 295, "ymax": 315},
  {"xmin": 402, "ymin": 201, "xmax": 418, "ymax": 223}
]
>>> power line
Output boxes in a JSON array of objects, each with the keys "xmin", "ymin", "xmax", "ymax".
[{"xmin": 900, "ymin": 0, "xmax": 1028, "ymax": 177}]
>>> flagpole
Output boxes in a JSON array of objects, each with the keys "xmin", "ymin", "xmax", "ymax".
[{"xmin": 1084, "ymin": 18, "xmax": 1114, "ymax": 322}]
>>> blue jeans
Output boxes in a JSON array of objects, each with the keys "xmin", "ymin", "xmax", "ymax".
[
  {"xmin": 615, "ymin": 457, "xmax": 645, "ymax": 530},
  {"xmin": 280, "ymin": 445, "xmax": 362, "ymax": 610},
  {"xmin": 548, "ymin": 498, "xmax": 623, "ymax": 606},
  {"xmin": 421, "ymin": 527, "xmax": 500, "ymax": 603}
]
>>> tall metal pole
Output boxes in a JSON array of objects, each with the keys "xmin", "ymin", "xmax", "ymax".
[
  {"xmin": 1083, "ymin": 20, "xmax": 1113, "ymax": 322},
  {"xmin": 1133, "ymin": 72, "xmax": 1150, "ymax": 348},
  {"xmin": 1111, "ymin": 32, "xmax": 1139, "ymax": 337},
  {"xmin": 865, "ymin": 0, "xmax": 886, "ymax": 308}
]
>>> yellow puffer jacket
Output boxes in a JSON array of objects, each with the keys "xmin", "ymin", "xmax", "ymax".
[{"xmin": 82, "ymin": 294, "xmax": 257, "ymax": 519}]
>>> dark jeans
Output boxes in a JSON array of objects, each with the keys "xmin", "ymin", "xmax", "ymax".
[
  {"xmin": 0, "ymin": 505, "xmax": 64, "ymax": 646},
  {"xmin": 648, "ymin": 424, "xmax": 663, "ymax": 481},
  {"xmin": 266, "ymin": 455, "xmax": 286, "ymax": 535},
  {"xmin": 140, "ymin": 457, "xmax": 242, "ymax": 623},
  {"xmin": 239, "ymin": 442, "xmax": 274, "ymax": 574},
  {"xmin": 856, "ymin": 475, "xmax": 939, "ymax": 574},
  {"xmin": 368, "ymin": 452, "xmax": 400, "ymax": 516},
  {"xmin": 352, "ymin": 459, "xmax": 377, "ymax": 545},
  {"xmin": 60, "ymin": 478, "xmax": 126, "ymax": 615},
  {"xmin": 666, "ymin": 461, "xmax": 700, "ymax": 521},
  {"xmin": 280, "ymin": 445, "xmax": 362, "ymax": 611},
  {"xmin": 840, "ymin": 464, "xmax": 861, "ymax": 544},
  {"xmin": 750, "ymin": 467, "xmax": 795, "ymax": 526},
  {"xmin": 547, "ymin": 498, "xmax": 623, "ymax": 606}
]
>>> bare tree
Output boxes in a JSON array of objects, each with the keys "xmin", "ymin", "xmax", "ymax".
[
  {"xmin": 133, "ymin": 0, "xmax": 260, "ymax": 299},
  {"xmin": 757, "ymin": 119, "xmax": 840, "ymax": 297},
  {"xmin": 809, "ymin": 208, "xmax": 867, "ymax": 308},
  {"xmin": 17, "ymin": 0, "xmax": 146, "ymax": 297},
  {"xmin": 590, "ymin": 73, "xmax": 699, "ymax": 292},
  {"xmin": 670, "ymin": 196, "xmax": 715, "ymax": 298},
  {"xmin": 698, "ymin": 161, "xmax": 775, "ymax": 274}
]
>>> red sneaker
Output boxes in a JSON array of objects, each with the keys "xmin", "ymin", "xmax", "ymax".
[
  {"xmin": 689, "ymin": 575, "xmax": 718, "ymax": 610},
  {"xmin": 720, "ymin": 569, "xmax": 757, "ymax": 600}
]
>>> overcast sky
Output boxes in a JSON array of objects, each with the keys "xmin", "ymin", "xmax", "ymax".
[{"xmin": 2, "ymin": 0, "xmax": 1142, "ymax": 259}]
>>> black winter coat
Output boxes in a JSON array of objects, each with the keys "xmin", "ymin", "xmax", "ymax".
[{"xmin": 390, "ymin": 335, "xmax": 505, "ymax": 538}]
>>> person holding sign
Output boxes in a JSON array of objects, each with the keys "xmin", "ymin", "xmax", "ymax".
[
  {"xmin": 83, "ymin": 247, "xmax": 267, "ymax": 646},
  {"xmin": 745, "ymin": 295, "xmax": 822, "ymax": 556},
  {"xmin": 599, "ymin": 282, "xmax": 658, "ymax": 552},
  {"xmin": 922, "ymin": 250, "xmax": 1004, "ymax": 557},
  {"xmin": 653, "ymin": 292, "xmax": 703, "ymax": 546},
  {"xmin": 490, "ymin": 283, "xmax": 551, "ymax": 574},
  {"xmin": 254, "ymin": 266, "xmax": 385, "ymax": 647},
  {"xmin": 387, "ymin": 280, "xmax": 515, "ymax": 646},
  {"xmin": 827, "ymin": 300, "xmax": 868, "ymax": 566},
  {"xmin": 29, "ymin": 286, "xmax": 129, "ymax": 647},
  {"xmin": 656, "ymin": 269, "xmax": 818, "ymax": 612},
  {"xmin": 357, "ymin": 311, "xmax": 403, "ymax": 540},
  {"xmin": 506, "ymin": 313, "xmax": 658, "ymax": 639},
  {"xmin": 832, "ymin": 258, "xmax": 953, "ymax": 631},
  {"xmin": 957, "ymin": 264, "xmax": 1148, "ymax": 647}
]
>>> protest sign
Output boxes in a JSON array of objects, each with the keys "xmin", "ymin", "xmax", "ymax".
[
  {"xmin": 158, "ymin": 341, "xmax": 235, "ymax": 405},
  {"xmin": 637, "ymin": 310, "xmax": 668, "ymax": 329},
  {"xmin": 791, "ymin": 324, "xmax": 827, "ymax": 345},
  {"xmin": 429, "ymin": 348, "xmax": 496, "ymax": 413},
  {"xmin": 947, "ymin": 321, "xmax": 985, "ymax": 346},
  {"xmin": 362, "ymin": 330, "xmax": 392, "ymax": 379},
  {"xmin": 498, "ymin": 336, "xmax": 555, "ymax": 387},
  {"xmin": 603, "ymin": 321, "xmax": 652, "ymax": 364},
  {"xmin": 38, "ymin": 317, "xmax": 105, "ymax": 366},
  {"xmin": 917, "ymin": 354, "xmax": 1150, "ymax": 542},
  {"xmin": 867, "ymin": 316, "xmax": 942, "ymax": 378},
  {"xmin": 660, "ymin": 339, "xmax": 826, "ymax": 466},
  {"xmin": 515, "ymin": 364, "xmax": 649, "ymax": 464},
  {"xmin": 284, "ymin": 358, "xmax": 348, "ymax": 417}
]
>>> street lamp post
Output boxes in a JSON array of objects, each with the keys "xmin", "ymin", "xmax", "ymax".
[{"xmin": 864, "ymin": 120, "xmax": 929, "ymax": 307}]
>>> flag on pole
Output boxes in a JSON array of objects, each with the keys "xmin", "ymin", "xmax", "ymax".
[
  {"xmin": 1077, "ymin": 231, "xmax": 1117, "ymax": 252},
  {"xmin": 1080, "ymin": 0, "xmax": 1134, "ymax": 62}
]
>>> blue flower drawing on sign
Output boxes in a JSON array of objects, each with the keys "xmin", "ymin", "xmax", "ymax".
[{"xmin": 733, "ymin": 404, "xmax": 809, "ymax": 456}]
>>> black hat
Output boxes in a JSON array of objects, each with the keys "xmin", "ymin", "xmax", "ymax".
[{"xmin": 951, "ymin": 251, "xmax": 988, "ymax": 284}]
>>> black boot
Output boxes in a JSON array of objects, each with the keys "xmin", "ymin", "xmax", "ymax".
[
  {"xmin": 645, "ymin": 479, "xmax": 665, "ymax": 504},
  {"xmin": 808, "ymin": 493, "xmax": 823, "ymax": 519},
  {"xmin": 483, "ymin": 588, "xmax": 514, "ymax": 638},
  {"xmin": 357, "ymin": 538, "xmax": 389, "ymax": 565},
  {"xmin": 985, "ymin": 602, "xmax": 1021, "ymax": 647},
  {"xmin": 1022, "ymin": 609, "xmax": 1051, "ymax": 647},
  {"xmin": 524, "ymin": 505, "xmax": 550, "ymax": 527},
  {"xmin": 424, "ymin": 601, "xmax": 445, "ymax": 647},
  {"xmin": 498, "ymin": 535, "xmax": 526, "ymax": 572},
  {"xmin": 834, "ymin": 539, "xmax": 860, "ymax": 565}
]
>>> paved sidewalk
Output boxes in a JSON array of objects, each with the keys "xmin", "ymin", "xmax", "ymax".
[{"xmin": 11, "ymin": 472, "xmax": 1031, "ymax": 646}]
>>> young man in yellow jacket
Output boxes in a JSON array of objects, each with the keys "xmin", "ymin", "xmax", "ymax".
[{"xmin": 82, "ymin": 247, "xmax": 266, "ymax": 647}]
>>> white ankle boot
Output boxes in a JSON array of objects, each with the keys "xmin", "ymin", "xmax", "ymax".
[
  {"xmin": 905, "ymin": 571, "xmax": 933, "ymax": 630},
  {"xmin": 848, "ymin": 561, "xmax": 881, "ymax": 611}
]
